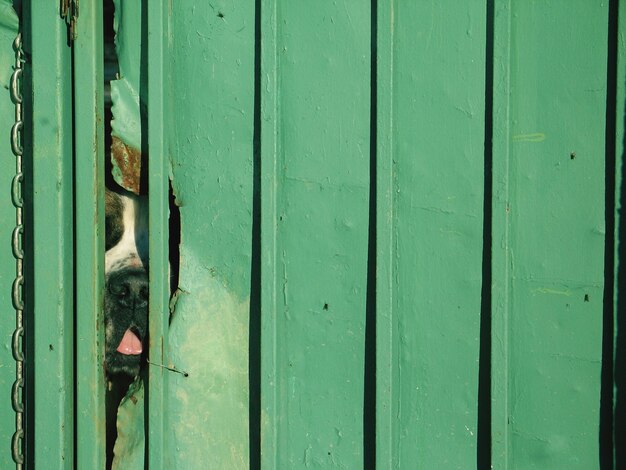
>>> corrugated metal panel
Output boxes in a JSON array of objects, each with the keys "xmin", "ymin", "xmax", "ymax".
[
  {"xmin": 147, "ymin": 0, "xmax": 169, "ymax": 468},
  {"xmin": 0, "ymin": 0, "xmax": 624, "ymax": 467},
  {"xmin": 377, "ymin": 1, "xmax": 487, "ymax": 467},
  {"xmin": 261, "ymin": 1, "xmax": 371, "ymax": 468},
  {"xmin": 74, "ymin": 0, "xmax": 106, "ymax": 467},
  {"xmin": 491, "ymin": 2, "xmax": 608, "ymax": 468},
  {"xmin": 23, "ymin": 1, "xmax": 75, "ymax": 467},
  {"xmin": 166, "ymin": 0, "xmax": 255, "ymax": 468}
]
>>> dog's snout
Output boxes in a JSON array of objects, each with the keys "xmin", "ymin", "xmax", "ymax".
[{"xmin": 108, "ymin": 270, "xmax": 148, "ymax": 309}]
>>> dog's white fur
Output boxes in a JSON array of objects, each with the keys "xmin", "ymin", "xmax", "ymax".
[{"xmin": 105, "ymin": 193, "xmax": 149, "ymax": 274}]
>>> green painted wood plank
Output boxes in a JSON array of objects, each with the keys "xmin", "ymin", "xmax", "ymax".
[
  {"xmin": 166, "ymin": 1, "xmax": 255, "ymax": 467},
  {"xmin": 148, "ymin": 0, "xmax": 170, "ymax": 468},
  {"xmin": 0, "ymin": 3, "xmax": 19, "ymax": 467},
  {"xmin": 262, "ymin": 1, "xmax": 371, "ymax": 467},
  {"xmin": 378, "ymin": 2, "xmax": 487, "ymax": 468},
  {"xmin": 74, "ymin": 0, "xmax": 106, "ymax": 467},
  {"xmin": 491, "ymin": 1, "xmax": 608, "ymax": 468},
  {"xmin": 23, "ymin": 2, "xmax": 75, "ymax": 467}
]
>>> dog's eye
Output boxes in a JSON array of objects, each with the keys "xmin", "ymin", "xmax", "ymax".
[
  {"xmin": 105, "ymin": 215, "xmax": 123, "ymax": 251},
  {"xmin": 105, "ymin": 189, "xmax": 125, "ymax": 250},
  {"xmin": 109, "ymin": 283, "xmax": 130, "ymax": 297}
]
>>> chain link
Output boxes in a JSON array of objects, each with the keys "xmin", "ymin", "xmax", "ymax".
[{"xmin": 10, "ymin": 32, "xmax": 25, "ymax": 468}]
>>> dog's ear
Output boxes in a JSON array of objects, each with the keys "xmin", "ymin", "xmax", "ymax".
[
  {"xmin": 105, "ymin": 189, "xmax": 124, "ymax": 251},
  {"xmin": 111, "ymin": 137, "xmax": 144, "ymax": 195}
]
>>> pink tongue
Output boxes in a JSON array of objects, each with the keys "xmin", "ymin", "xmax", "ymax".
[{"xmin": 117, "ymin": 329, "xmax": 143, "ymax": 355}]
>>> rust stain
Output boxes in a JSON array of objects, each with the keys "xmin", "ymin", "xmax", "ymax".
[{"xmin": 111, "ymin": 136, "xmax": 143, "ymax": 195}]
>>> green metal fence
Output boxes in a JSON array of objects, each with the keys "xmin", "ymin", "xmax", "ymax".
[{"xmin": 1, "ymin": 0, "xmax": 625, "ymax": 468}]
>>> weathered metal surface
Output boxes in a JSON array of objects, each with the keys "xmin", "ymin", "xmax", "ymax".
[
  {"xmin": 261, "ymin": 1, "xmax": 371, "ymax": 467},
  {"xmin": 166, "ymin": 0, "xmax": 255, "ymax": 467},
  {"xmin": 111, "ymin": 137, "xmax": 143, "ymax": 195},
  {"xmin": 2, "ymin": 0, "xmax": 622, "ymax": 467},
  {"xmin": 147, "ymin": 0, "xmax": 169, "ymax": 468},
  {"xmin": 376, "ymin": 1, "xmax": 487, "ymax": 467},
  {"xmin": 22, "ymin": 1, "xmax": 75, "ymax": 467},
  {"xmin": 73, "ymin": 0, "xmax": 106, "ymax": 467},
  {"xmin": 111, "ymin": 377, "xmax": 144, "ymax": 470},
  {"xmin": 110, "ymin": 0, "xmax": 144, "ymax": 195},
  {"xmin": 491, "ymin": 1, "xmax": 608, "ymax": 468}
]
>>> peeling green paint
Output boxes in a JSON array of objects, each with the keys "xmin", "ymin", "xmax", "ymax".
[
  {"xmin": 164, "ymin": 1, "xmax": 254, "ymax": 466},
  {"xmin": 111, "ymin": 377, "xmax": 144, "ymax": 470},
  {"xmin": 490, "ymin": 2, "xmax": 608, "ymax": 468},
  {"xmin": 260, "ymin": 1, "xmax": 370, "ymax": 467},
  {"xmin": 2, "ymin": 0, "xmax": 621, "ymax": 467},
  {"xmin": 110, "ymin": 0, "xmax": 144, "ymax": 193},
  {"xmin": 168, "ymin": 255, "xmax": 249, "ymax": 468},
  {"xmin": 376, "ymin": 2, "xmax": 487, "ymax": 467}
]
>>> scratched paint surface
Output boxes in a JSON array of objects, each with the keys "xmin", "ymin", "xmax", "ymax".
[
  {"xmin": 0, "ymin": 0, "xmax": 620, "ymax": 466},
  {"xmin": 109, "ymin": 1, "xmax": 254, "ymax": 467},
  {"xmin": 167, "ymin": 1, "xmax": 254, "ymax": 467},
  {"xmin": 491, "ymin": 1, "xmax": 608, "ymax": 468},
  {"xmin": 0, "ymin": 2, "xmax": 18, "ymax": 467},
  {"xmin": 111, "ymin": 377, "xmax": 144, "ymax": 470},
  {"xmin": 261, "ymin": 1, "xmax": 371, "ymax": 467},
  {"xmin": 377, "ymin": 1, "xmax": 487, "ymax": 467}
]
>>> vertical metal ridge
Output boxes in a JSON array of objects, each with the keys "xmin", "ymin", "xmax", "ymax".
[
  {"xmin": 602, "ymin": 1, "xmax": 620, "ymax": 467},
  {"xmin": 73, "ymin": 0, "xmax": 106, "ymax": 467},
  {"xmin": 375, "ymin": 0, "xmax": 394, "ymax": 467},
  {"xmin": 490, "ymin": 1, "xmax": 513, "ymax": 467},
  {"xmin": 250, "ymin": 0, "xmax": 263, "ymax": 466},
  {"xmin": 24, "ymin": 1, "xmax": 76, "ymax": 467},
  {"xmin": 260, "ymin": 0, "xmax": 279, "ymax": 467},
  {"xmin": 147, "ymin": 0, "xmax": 169, "ymax": 467},
  {"xmin": 613, "ymin": 1, "xmax": 626, "ymax": 467},
  {"xmin": 477, "ymin": 1, "xmax": 495, "ymax": 467},
  {"xmin": 363, "ymin": 0, "xmax": 378, "ymax": 466}
]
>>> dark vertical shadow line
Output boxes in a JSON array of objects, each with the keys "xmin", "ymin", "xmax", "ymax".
[
  {"xmin": 249, "ymin": 0, "xmax": 262, "ymax": 468},
  {"xmin": 477, "ymin": 1, "xmax": 494, "ymax": 468},
  {"xmin": 604, "ymin": 1, "xmax": 620, "ymax": 468},
  {"xmin": 103, "ymin": 4, "xmax": 116, "ymax": 467},
  {"xmin": 168, "ymin": 184, "xmax": 181, "ymax": 302},
  {"xmin": 363, "ymin": 1, "xmax": 377, "ymax": 468},
  {"xmin": 139, "ymin": 0, "xmax": 149, "ymax": 195},
  {"xmin": 139, "ymin": 0, "xmax": 149, "ymax": 464}
]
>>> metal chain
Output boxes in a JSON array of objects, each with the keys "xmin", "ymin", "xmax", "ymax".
[{"xmin": 10, "ymin": 31, "xmax": 25, "ymax": 469}]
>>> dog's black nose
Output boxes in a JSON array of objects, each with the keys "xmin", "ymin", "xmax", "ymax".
[{"xmin": 108, "ymin": 269, "xmax": 148, "ymax": 309}]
